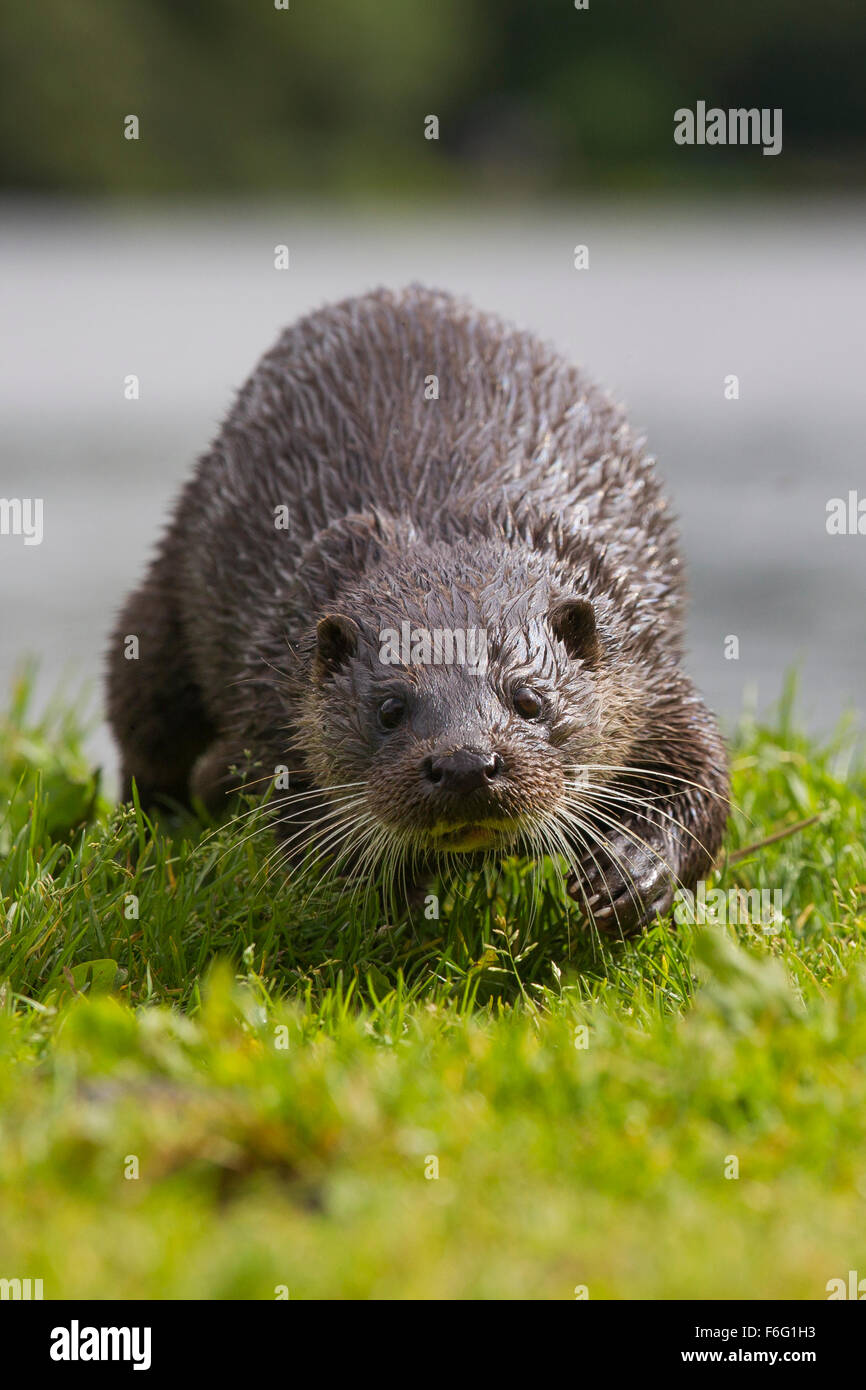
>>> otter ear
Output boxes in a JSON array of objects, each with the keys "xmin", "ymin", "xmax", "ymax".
[
  {"xmin": 315, "ymin": 614, "xmax": 359, "ymax": 673},
  {"xmin": 549, "ymin": 597, "xmax": 600, "ymax": 665}
]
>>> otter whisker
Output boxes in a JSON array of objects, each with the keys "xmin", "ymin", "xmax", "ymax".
[
  {"xmin": 527, "ymin": 818, "xmax": 564, "ymax": 936},
  {"xmin": 570, "ymin": 781, "xmax": 714, "ymax": 863},
  {"xmin": 558, "ymin": 798, "xmax": 690, "ymax": 907},
  {"xmin": 548, "ymin": 804, "xmax": 655, "ymax": 941},
  {"xmin": 563, "ymin": 786, "xmax": 694, "ymax": 877},
  {"xmin": 267, "ymin": 792, "xmax": 371, "ymax": 840},
  {"xmin": 268, "ymin": 806, "xmax": 384, "ymax": 911},
  {"xmin": 528, "ymin": 821, "xmax": 549, "ymax": 933},
  {"xmin": 308, "ymin": 820, "xmax": 384, "ymax": 904},
  {"xmin": 397, "ymin": 830, "xmax": 418, "ymax": 918},
  {"xmin": 250, "ymin": 795, "xmax": 372, "ymax": 887},
  {"xmin": 325, "ymin": 806, "xmax": 389, "ymax": 887},
  {"xmin": 542, "ymin": 816, "xmax": 615, "ymax": 947},
  {"xmin": 567, "ymin": 807, "xmax": 680, "ymax": 887},
  {"xmin": 225, "ymin": 659, "xmax": 296, "ymax": 692},
  {"xmin": 339, "ymin": 821, "xmax": 396, "ymax": 918},
  {"xmin": 200, "ymin": 782, "xmax": 368, "ymax": 845},
  {"xmin": 375, "ymin": 827, "xmax": 399, "ymax": 919},
  {"xmin": 538, "ymin": 813, "xmax": 608, "ymax": 952},
  {"xmin": 533, "ymin": 819, "xmax": 572, "ymax": 952},
  {"xmin": 251, "ymin": 815, "xmax": 374, "ymax": 909},
  {"xmin": 568, "ymin": 764, "xmax": 740, "ymax": 818},
  {"xmin": 207, "ymin": 790, "xmax": 369, "ymax": 873},
  {"xmin": 532, "ymin": 818, "xmax": 567, "ymax": 926},
  {"xmin": 515, "ymin": 820, "xmax": 542, "ymax": 933},
  {"xmin": 282, "ymin": 801, "xmax": 375, "ymax": 876},
  {"xmin": 393, "ymin": 828, "xmax": 416, "ymax": 921},
  {"xmin": 239, "ymin": 777, "xmax": 366, "ymax": 800},
  {"xmin": 562, "ymin": 772, "xmax": 734, "ymax": 908},
  {"xmin": 199, "ymin": 788, "xmax": 366, "ymax": 866}
]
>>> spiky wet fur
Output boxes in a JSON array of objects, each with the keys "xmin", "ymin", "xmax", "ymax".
[{"xmin": 106, "ymin": 285, "xmax": 728, "ymax": 934}]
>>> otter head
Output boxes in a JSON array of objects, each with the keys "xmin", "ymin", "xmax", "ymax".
[{"xmin": 296, "ymin": 537, "xmax": 639, "ymax": 868}]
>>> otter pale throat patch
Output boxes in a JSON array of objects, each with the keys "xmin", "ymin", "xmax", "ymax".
[{"xmin": 429, "ymin": 823, "xmax": 515, "ymax": 853}]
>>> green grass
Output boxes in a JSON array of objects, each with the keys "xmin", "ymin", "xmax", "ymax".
[{"xmin": 1, "ymin": 670, "xmax": 865, "ymax": 1299}]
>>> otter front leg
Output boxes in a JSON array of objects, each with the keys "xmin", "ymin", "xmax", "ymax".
[
  {"xmin": 106, "ymin": 568, "xmax": 215, "ymax": 809},
  {"xmin": 566, "ymin": 682, "xmax": 729, "ymax": 935},
  {"xmin": 189, "ymin": 741, "xmax": 261, "ymax": 817},
  {"xmin": 566, "ymin": 817, "xmax": 681, "ymax": 934}
]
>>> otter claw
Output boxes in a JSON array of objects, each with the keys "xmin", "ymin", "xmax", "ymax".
[{"xmin": 566, "ymin": 831, "xmax": 675, "ymax": 935}]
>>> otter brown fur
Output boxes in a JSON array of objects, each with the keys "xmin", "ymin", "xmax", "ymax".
[{"xmin": 106, "ymin": 285, "xmax": 728, "ymax": 932}]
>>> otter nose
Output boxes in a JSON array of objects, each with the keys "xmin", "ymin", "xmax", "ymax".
[{"xmin": 422, "ymin": 749, "xmax": 503, "ymax": 794}]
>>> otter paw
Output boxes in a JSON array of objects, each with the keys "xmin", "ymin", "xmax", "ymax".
[{"xmin": 565, "ymin": 830, "xmax": 676, "ymax": 935}]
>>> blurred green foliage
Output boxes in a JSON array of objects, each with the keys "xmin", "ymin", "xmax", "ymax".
[{"xmin": 2, "ymin": 0, "xmax": 864, "ymax": 197}]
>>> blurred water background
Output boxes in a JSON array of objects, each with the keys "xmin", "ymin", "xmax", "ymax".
[{"xmin": 1, "ymin": 2, "xmax": 864, "ymax": 786}]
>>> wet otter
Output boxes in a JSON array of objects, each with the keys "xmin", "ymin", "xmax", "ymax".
[{"xmin": 106, "ymin": 286, "xmax": 728, "ymax": 932}]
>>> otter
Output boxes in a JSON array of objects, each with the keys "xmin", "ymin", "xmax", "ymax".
[{"xmin": 106, "ymin": 286, "xmax": 728, "ymax": 933}]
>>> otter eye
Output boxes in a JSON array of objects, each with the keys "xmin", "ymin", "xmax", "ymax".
[
  {"xmin": 513, "ymin": 686, "xmax": 543, "ymax": 720},
  {"xmin": 378, "ymin": 696, "xmax": 407, "ymax": 731}
]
